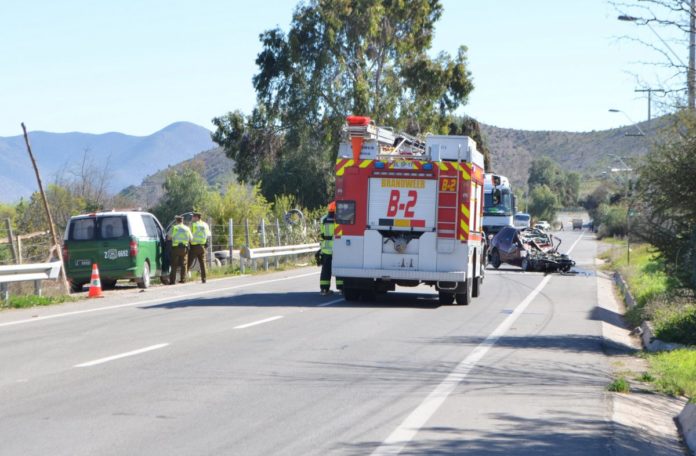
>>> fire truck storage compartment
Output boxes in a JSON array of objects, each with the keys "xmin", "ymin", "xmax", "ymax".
[
  {"xmin": 426, "ymin": 135, "xmax": 478, "ymax": 162},
  {"xmin": 335, "ymin": 236, "xmax": 364, "ymax": 269}
]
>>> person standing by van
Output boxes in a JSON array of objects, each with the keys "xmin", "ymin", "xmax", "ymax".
[
  {"xmin": 168, "ymin": 215, "xmax": 192, "ymax": 284},
  {"xmin": 188, "ymin": 212, "xmax": 211, "ymax": 283}
]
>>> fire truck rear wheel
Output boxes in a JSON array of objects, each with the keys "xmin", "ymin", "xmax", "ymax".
[
  {"xmin": 438, "ymin": 291, "xmax": 455, "ymax": 305},
  {"xmin": 343, "ymin": 288, "xmax": 360, "ymax": 301},
  {"xmin": 455, "ymin": 279, "xmax": 472, "ymax": 305}
]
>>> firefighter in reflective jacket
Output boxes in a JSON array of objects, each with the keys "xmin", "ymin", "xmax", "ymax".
[
  {"xmin": 167, "ymin": 215, "xmax": 193, "ymax": 284},
  {"xmin": 320, "ymin": 201, "xmax": 343, "ymax": 295}
]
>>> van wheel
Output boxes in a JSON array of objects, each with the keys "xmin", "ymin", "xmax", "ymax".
[
  {"xmin": 70, "ymin": 280, "xmax": 85, "ymax": 293},
  {"xmin": 137, "ymin": 262, "xmax": 150, "ymax": 289}
]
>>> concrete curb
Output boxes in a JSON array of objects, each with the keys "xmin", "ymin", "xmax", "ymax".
[
  {"xmin": 612, "ymin": 272, "xmax": 686, "ymax": 353},
  {"xmin": 679, "ymin": 403, "xmax": 696, "ymax": 456},
  {"xmin": 613, "ymin": 271, "xmax": 694, "ymax": 455}
]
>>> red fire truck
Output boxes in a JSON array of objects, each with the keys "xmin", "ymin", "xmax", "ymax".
[{"xmin": 332, "ymin": 116, "xmax": 486, "ymax": 305}]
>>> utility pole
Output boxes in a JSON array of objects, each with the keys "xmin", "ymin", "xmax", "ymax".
[
  {"xmin": 634, "ymin": 88, "xmax": 665, "ymax": 125},
  {"xmin": 21, "ymin": 123, "xmax": 70, "ymax": 294}
]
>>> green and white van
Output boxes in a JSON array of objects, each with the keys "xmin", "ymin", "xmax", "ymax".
[{"xmin": 62, "ymin": 211, "xmax": 167, "ymax": 292}]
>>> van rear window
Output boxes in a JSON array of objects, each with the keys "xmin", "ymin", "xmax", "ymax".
[
  {"xmin": 68, "ymin": 216, "xmax": 127, "ymax": 241},
  {"xmin": 100, "ymin": 216, "xmax": 126, "ymax": 239},
  {"xmin": 70, "ymin": 219, "xmax": 96, "ymax": 240}
]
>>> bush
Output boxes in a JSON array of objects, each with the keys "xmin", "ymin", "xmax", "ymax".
[
  {"xmin": 653, "ymin": 304, "xmax": 696, "ymax": 346},
  {"xmin": 595, "ymin": 203, "xmax": 627, "ymax": 238}
]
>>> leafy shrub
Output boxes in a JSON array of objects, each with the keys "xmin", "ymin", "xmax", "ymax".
[
  {"xmin": 652, "ymin": 304, "xmax": 696, "ymax": 346},
  {"xmin": 607, "ymin": 377, "xmax": 630, "ymax": 393}
]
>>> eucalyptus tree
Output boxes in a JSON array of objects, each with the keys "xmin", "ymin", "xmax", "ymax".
[{"xmin": 213, "ymin": 0, "xmax": 474, "ymax": 208}]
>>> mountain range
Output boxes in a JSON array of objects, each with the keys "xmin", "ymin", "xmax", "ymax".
[
  {"xmin": 0, "ymin": 122, "xmax": 215, "ymax": 203},
  {"xmin": 1, "ymin": 116, "xmax": 662, "ymax": 205}
]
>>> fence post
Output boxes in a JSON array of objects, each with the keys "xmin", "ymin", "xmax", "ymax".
[
  {"xmin": 0, "ymin": 283, "xmax": 8, "ymax": 306},
  {"xmin": 5, "ymin": 219, "xmax": 18, "ymax": 264},
  {"xmin": 244, "ymin": 219, "xmax": 251, "ymax": 272},
  {"xmin": 228, "ymin": 218, "xmax": 234, "ymax": 268},
  {"xmin": 275, "ymin": 218, "xmax": 282, "ymax": 269},
  {"xmin": 260, "ymin": 218, "xmax": 268, "ymax": 271},
  {"xmin": 34, "ymin": 280, "xmax": 42, "ymax": 297},
  {"xmin": 207, "ymin": 217, "xmax": 213, "ymax": 269},
  {"xmin": 17, "ymin": 237, "xmax": 23, "ymax": 264}
]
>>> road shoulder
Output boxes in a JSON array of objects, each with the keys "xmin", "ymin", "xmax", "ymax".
[{"xmin": 597, "ymin": 265, "xmax": 689, "ymax": 455}]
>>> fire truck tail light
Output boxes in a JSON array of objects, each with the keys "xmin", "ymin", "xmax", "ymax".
[
  {"xmin": 375, "ymin": 161, "xmax": 385, "ymax": 169},
  {"xmin": 422, "ymin": 163, "xmax": 433, "ymax": 170}
]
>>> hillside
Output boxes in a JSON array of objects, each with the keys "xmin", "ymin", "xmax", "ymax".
[
  {"xmin": 5, "ymin": 116, "xmax": 665, "ymax": 208},
  {"xmin": 119, "ymin": 147, "xmax": 236, "ymax": 208},
  {"xmin": 482, "ymin": 116, "xmax": 665, "ymax": 189},
  {"xmin": 0, "ymin": 122, "xmax": 215, "ymax": 203}
]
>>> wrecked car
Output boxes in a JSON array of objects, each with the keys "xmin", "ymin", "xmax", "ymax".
[{"xmin": 489, "ymin": 226, "xmax": 575, "ymax": 273}]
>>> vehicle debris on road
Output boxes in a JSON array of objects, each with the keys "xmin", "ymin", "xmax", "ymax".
[{"xmin": 489, "ymin": 226, "xmax": 575, "ymax": 273}]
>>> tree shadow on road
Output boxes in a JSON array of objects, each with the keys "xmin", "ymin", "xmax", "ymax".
[{"xmin": 339, "ymin": 410, "xmax": 683, "ymax": 455}]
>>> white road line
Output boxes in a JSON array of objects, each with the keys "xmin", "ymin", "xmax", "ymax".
[
  {"xmin": 566, "ymin": 230, "xmax": 585, "ymax": 254},
  {"xmin": 371, "ymin": 230, "xmax": 587, "ymax": 455},
  {"xmin": 316, "ymin": 297, "xmax": 345, "ymax": 307},
  {"xmin": 74, "ymin": 343, "xmax": 169, "ymax": 368},
  {"xmin": 0, "ymin": 271, "xmax": 319, "ymax": 329},
  {"xmin": 233, "ymin": 316, "xmax": 283, "ymax": 329},
  {"xmin": 371, "ymin": 275, "xmax": 552, "ymax": 455}
]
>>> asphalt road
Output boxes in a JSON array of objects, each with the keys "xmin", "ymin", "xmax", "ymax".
[{"xmin": 0, "ymin": 230, "xmax": 651, "ymax": 455}]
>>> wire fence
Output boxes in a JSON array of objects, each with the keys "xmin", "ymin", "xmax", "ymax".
[
  {"xmin": 206, "ymin": 218, "xmax": 321, "ymax": 273},
  {"xmin": 0, "ymin": 223, "xmax": 53, "ymax": 267},
  {"xmin": 0, "ymin": 216, "xmax": 323, "ymax": 293}
]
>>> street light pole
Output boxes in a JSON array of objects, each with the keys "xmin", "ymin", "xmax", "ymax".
[
  {"xmin": 619, "ymin": 10, "xmax": 696, "ymax": 110},
  {"xmin": 608, "ymin": 109, "xmax": 646, "ymax": 136},
  {"xmin": 608, "ymin": 154, "xmax": 633, "ymax": 265}
]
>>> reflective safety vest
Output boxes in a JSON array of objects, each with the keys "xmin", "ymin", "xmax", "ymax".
[
  {"xmin": 191, "ymin": 220, "xmax": 211, "ymax": 245},
  {"xmin": 170, "ymin": 223, "xmax": 192, "ymax": 247},
  {"xmin": 320, "ymin": 214, "xmax": 335, "ymax": 255}
]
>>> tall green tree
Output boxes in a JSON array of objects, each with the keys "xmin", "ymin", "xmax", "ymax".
[
  {"xmin": 528, "ymin": 184, "xmax": 559, "ymax": 222},
  {"xmin": 153, "ymin": 166, "xmax": 209, "ymax": 226},
  {"xmin": 448, "ymin": 116, "xmax": 491, "ymax": 170},
  {"xmin": 213, "ymin": 0, "xmax": 474, "ymax": 208},
  {"xmin": 635, "ymin": 111, "xmax": 696, "ymax": 288},
  {"xmin": 16, "ymin": 185, "xmax": 86, "ymax": 234},
  {"xmin": 528, "ymin": 156, "xmax": 579, "ymax": 208}
]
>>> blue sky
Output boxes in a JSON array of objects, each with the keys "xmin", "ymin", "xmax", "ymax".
[{"xmin": 0, "ymin": 0, "xmax": 682, "ymax": 136}]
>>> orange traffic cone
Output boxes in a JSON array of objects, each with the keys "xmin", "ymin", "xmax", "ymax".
[{"xmin": 88, "ymin": 263, "xmax": 104, "ymax": 298}]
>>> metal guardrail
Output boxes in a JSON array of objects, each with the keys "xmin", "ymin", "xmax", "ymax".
[
  {"xmin": 240, "ymin": 243, "xmax": 320, "ymax": 260},
  {"xmin": 0, "ymin": 261, "xmax": 63, "ymax": 303}
]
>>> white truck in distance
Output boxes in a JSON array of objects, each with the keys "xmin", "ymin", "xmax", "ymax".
[{"xmin": 483, "ymin": 173, "xmax": 515, "ymax": 236}]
